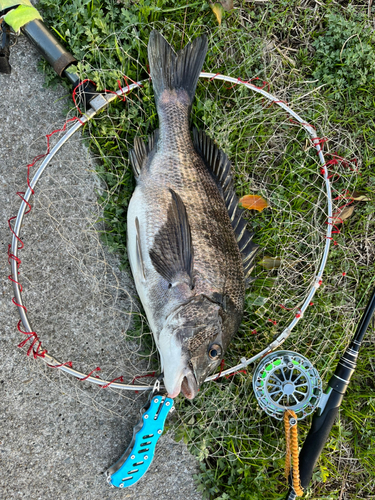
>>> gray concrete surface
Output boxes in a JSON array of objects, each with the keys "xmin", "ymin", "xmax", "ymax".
[{"xmin": 0, "ymin": 35, "xmax": 202, "ymax": 500}]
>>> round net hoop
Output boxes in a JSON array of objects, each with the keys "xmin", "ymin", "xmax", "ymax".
[{"xmin": 9, "ymin": 72, "xmax": 332, "ymax": 391}]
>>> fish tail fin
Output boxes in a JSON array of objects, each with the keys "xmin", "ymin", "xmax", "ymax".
[{"xmin": 148, "ymin": 30, "xmax": 208, "ymax": 108}]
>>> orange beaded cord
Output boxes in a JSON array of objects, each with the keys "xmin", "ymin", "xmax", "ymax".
[{"xmin": 284, "ymin": 410, "xmax": 304, "ymax": 497}]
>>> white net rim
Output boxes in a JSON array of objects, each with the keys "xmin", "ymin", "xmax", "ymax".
[{"xmin": 9, "ymin": 72, "xmax": 333, "ymax": 391}]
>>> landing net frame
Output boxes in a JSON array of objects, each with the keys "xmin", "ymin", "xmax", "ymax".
[{"xmin": 9, "ymin": 72, "xmax": 332, "ymax": 391}]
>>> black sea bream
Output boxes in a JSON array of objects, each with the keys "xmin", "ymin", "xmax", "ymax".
[{"xmin": 127, "ymin": 31, "xmax": 258, "ymax": 399}]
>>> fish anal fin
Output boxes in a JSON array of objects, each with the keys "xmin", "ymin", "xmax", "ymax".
[
  {"xmin": 193, "ymin": 128, "xmax": 259, "ymax": 287},
  {"xmin": 150, "ymin": 189, "xmax": 194, "ymax": 288},
  {"xmin": 129, "ymin": 129, "xmax": 159, "ymax": 178}
]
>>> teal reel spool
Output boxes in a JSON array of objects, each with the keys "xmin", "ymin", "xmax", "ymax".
[
  {"xmin": 253, "ymin": 351, "xmax": 322, "ymax": 421},
  {"xmin": 107, "ymin": 393, "xmax": 174, "ymax": 488}
]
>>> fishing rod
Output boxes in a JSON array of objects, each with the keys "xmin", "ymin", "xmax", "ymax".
[{"xmin": 286, "ymin": 284, "xmax": 375, "ymax": 499}]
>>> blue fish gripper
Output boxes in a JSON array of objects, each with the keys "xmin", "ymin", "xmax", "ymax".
[{"xmin": 106, "ymin": 394, "xmax": 174, "ymax": 488}]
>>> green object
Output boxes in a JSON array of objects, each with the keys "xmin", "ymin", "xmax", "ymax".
[
  {"xmin": 1, "ymin": 0, "xmax": 31, "ymax": 8},
  {"xmin": 1, "ymin": 0, "xmax": 42, "ymax": 32}
]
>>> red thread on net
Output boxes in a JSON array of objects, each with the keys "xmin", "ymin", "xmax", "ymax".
[
  {"xmin": 328, "ymin": 153, "xmax": 358, "ymax": 172},
  {"xmin": 321, "ymin": 153, "xmax": 359, "ymax": 183},
  {"xmin": 123, "ymin": 74, "xmax": 142, "ymax": 90},
  {"xmin": 295, "ymin": 310, "xmax": 302, "ymax": 319},
  {"xmin": 318, "ymin": 280, "xmax": 323, "ymax": 285},
  {"xmin": 72, "ymin": 79, "xmax": 97, "ymax": 114},
  {"xmin": 289, "ymin": 118, "xmax": 315, "ymax": 130},
  {"xmin": 342, "ymin": 272, "xmax": 346, "ymax": 276},
  {"xmin": 80, "ymin": 367, "xmax": 101, "ymax": 381},
  {"xmin": 313, "ymin": 137, "xmax": 328, "ymax": 149},
  {"xmin": 266, "ymin": 98, "xmax": 289, "ymax": 109},
  {"xmin": 7, "ymin": 191, "xmax": 32, "ymax": 250},
  {"xmin": 17, "ymin": 321, "xmax": 47, "ymax": 359},
  {"xmin": 11, "ymin": 297, "xmax": 27, "ymax": 310},
  {"xmin": 48, "ymin": 361, "xmax": 73, "ymax": 369},
  {"xmin": 325, "ymin": 236, "xmax": 338, "ymax": 246},
  {"xmin": 248, "ymin": 76, "xmax": 270, "ymax": 91},
  {"xmin": 131, "ymin": 371, "xmax": 157, "ymax": 393},
  {"xmin": 101, "ymin": 376, "xmax": 124, "ymax": 389},
  {"xmin": 279, "ymin": 304, "xmax": 293, "ymax": 311},
  {"xmin": 8, "ymin": 116, "xmax": 84, "ymax": 362},
  {"xmin": 309, "ymin": 302, "xmax": 314, "ymax": 306},
  {"xmin": 225, "ymin": 369, "xmax": 247, "ymax": 379},
  {"xmin": 214, "ymin": 359, "xmax": 225, "ymax": 380},
  {"xmin": 131, "ymin": 372, "xmax": 156, "ymax": 385},
  {"xmin": 8, "ymin": 244, "xmax": 23, "ymax": 292},
  {"xmin": 210, "ymin": 72, "xmax": 221, "ymax": 81},
  {"xmin": 267, "ymin": 319, "xmax": 277, "ymax": 325},
  {"xmin": 325, "ymin": 198, "xmax": 354, "ymax": 243},
  {"xmin": 251, "ymin": 329, "xmax": 258, "ymax": 335}
]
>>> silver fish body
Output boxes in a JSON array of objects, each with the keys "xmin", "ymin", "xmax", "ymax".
[{"xmin": 127, "ymin": 31, "xmax": 258, "ymax": 398}]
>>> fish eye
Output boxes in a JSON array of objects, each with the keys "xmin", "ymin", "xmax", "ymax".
[{"xmin": 208, "ymin": 344, "xmax": 222, "ymax": 360}]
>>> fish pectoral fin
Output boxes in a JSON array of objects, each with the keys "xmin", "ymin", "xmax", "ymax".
[
  {"xmin": 193, "ymin": 128, "xmax": 259, "ymax": 288},
  {"xmin": 135, "ymin": 217, "xmax": 146, "ymax": 280},
  {"xmin": 149, "ymin": 189, "xmax": 194, "ymax": 288},
  {"xmin": 129, "ymin": 130, "xmax": 159, "ymax": 178}
]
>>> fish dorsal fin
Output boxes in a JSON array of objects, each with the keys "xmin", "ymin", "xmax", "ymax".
[
  {"xmin": 129, "ymin": 129, "xmax": 159, "ymax": 178},
  {"xmin": 149, "ymin": 189, "xmax": 194, "ymax": 288},
  {"xmin": 193, "ymin": 128, "xmax": 259, "ymax": 285}
]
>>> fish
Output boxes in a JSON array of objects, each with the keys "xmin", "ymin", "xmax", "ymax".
[{"xmin": 127, "ymin": 30, "xmax": 258, "ymax": 399}]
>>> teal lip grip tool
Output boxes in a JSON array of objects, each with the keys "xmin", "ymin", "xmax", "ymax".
[{"xmin": 106, "ymin": 393, "xmax": 174, "ymax": 488}]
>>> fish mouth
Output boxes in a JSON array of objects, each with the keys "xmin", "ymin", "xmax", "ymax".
[
  {"xmin": 167, "ymin": 369, "xmax": 198, "ymax": 399},
  {"xmin": 181, "ymin": 374, "xmax": 198, "ymax": 399}
]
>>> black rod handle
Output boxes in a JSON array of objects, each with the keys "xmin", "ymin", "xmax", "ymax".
[{"xmin": 21, "ymin": 19, "xmax": 76, "ymax": 77}]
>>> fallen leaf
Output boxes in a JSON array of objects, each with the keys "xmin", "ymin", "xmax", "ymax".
[
  {"xmin": 331, "ymin": 205, "xmax": 355, "ymax": 224},
  {"xmin": 210, "ymin": 3, "xmax": 224, "ymax": 25},
  {"xmin": 259, "ymin": 257, "xmax": 282, "ymax": 270},
  {"xmin": 240, "ymin": 194, "xmax": 269, "ymax": 212},
  {"xmin": 347, "ymin": 191, "xmax": 371, "ymax": 201},
  {"xmin": 220, "ymin": 0, "xmax": 234, "ymax": 10}
]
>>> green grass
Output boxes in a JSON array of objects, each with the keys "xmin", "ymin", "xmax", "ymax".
[{"xmin": 38, "ymin": 1, "xmax": 375, "ymax": 498}]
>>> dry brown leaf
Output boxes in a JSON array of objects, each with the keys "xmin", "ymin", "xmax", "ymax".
[
  {"xmin": 347, "ymin": 191, "xmax": 371, "ymax": 201},
  {"xmin": 210, "ymin": 3, "xmax": 224, "ymax": 24},
  {"xmin": 259, "ymin": 257, "xmax": 282, "ymax": 270},
  {"xmin": 240, "ymin": 194, "xmax": 269, "ymax": 212},
  {"xmin": 220, "ymin": 0, "xmax": 234, "ymax": 10},
  {"xmin": 331, "ymin": 205, "xmax": 355, "ymax": 224}
]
